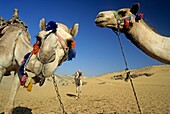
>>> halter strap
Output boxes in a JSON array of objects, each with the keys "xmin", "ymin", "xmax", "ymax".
[
  {"xmin": 113, "ymin": 11, "xmax": 120, "ymax": 21},
  {"xmin": 55, "ymin": 32, "xmax": 69, "ymax": 66},
  {"xmin": 56, "ymin": 32, "xmax": 68, "ymax": 53},
  {"xmin": 113, "ymin": 10, "xmax": 135, "ymax": 25},
  {"xmin": 113, "ymin": 10, "xmax": 143, "ymax": 27}
]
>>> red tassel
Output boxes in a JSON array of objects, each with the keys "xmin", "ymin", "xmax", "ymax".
[
  {"xmin": 71, "ymin": 41, "xmax": 76, "ymax": 49},
  {"xmin": 138, "ymin": 13, "xmax": 144, "ymax": 19},
  {"xmin": 124, "ymin": 19, "xmax": 129, "ymax": 28},
  {"xmin": 32, "ymin": 41, "xmax": 40, "ymax": 54}
]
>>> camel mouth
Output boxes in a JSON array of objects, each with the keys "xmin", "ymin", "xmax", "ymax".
[
  {"xmin": 95, "ymin": 20, "xmax": 106, "ymax": 28},
  {"xmin": 38, "ymin": 51, "xmax": 56, "ymax": 64},
  {"xmin": 95, "ymin": 19, "xmax": 117, "ymax": 28}
]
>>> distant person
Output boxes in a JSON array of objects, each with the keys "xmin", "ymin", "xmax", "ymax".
[{"xmin": 74, "ymin": 70, "xmax": 83, "ymax": 99}]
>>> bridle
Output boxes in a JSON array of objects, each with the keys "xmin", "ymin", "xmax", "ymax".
[
  {"xmin": 56, "ymin": 32, "xmax": 69, "ymax": 54},
  {"xmin": 113, "ymin": 10, "xmax": 136, "ymax": 29},
  {"xmin": 55, "ymin": 32, "xmax": 69, "ymax": 66},
  {"xmin": 26, "ymin": 30, "xmax": 69, "ymax": 86},
  {"xmin": 26, "ymin": 25, "xmax": 74, "ymax": 86},
  {"xmin": 112, "ymin": 10, "xmax": 143, "ymax": 29}
]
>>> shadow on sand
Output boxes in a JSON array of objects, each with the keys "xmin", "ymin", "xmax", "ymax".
[
  {"xmin": 66, "ymin": 93, "xmax": 76, "ymax": 98},
  {"xmin": 1, "ymin": 106, "xmax": 32, "ymax": 114}
]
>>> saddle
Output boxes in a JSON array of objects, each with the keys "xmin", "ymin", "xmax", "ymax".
[{"xmin": 0, "ymin": 16, "xmax": 28, "ymax": 38}]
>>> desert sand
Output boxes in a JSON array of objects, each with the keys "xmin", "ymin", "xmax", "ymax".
[{"xmin": 0, "ymin": 65, "xmax": 170, "ymax": 114}]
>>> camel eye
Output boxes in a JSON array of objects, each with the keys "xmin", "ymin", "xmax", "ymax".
[{"xmin": 118, "ymin": 11, "xmax": 127, "ymax": 17}]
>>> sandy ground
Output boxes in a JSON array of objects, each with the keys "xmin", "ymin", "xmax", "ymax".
[{"xmin": 0, "ymin": 65, "xmax": 170, "ymax": 114}]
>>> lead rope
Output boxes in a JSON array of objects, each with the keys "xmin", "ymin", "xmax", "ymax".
[
  {"xmin": 114, "ymin": 30, "xmax": 142, "ymax": 114},
  {"xmin": 52, "ymin": 74, "xmax": 67, "ymax": 114}
]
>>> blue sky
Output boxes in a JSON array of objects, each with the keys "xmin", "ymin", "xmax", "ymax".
[{"xmin": 0, "ymin": 0, "xmax": 169, "ymax": 76}]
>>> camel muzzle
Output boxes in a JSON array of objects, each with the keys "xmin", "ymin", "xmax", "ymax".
[{"xmin": 38, "ymin": 50, "xmax": 56, "ymax": 64}]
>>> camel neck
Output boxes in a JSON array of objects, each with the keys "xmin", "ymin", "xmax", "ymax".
[{"xmin": 124, "ymin": 20, "xmax": 170, "ymax": 64}]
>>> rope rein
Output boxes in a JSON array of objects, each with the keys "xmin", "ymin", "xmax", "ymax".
[
  {"xmin": 114, "ymin": 30, "xmax": 142, "ymax": 114},
  {"xmin": 52, "ymin": 74, "xmax": 67, "ymax": 114},
  {"xmin": 114, "ymin": 31, "xmax": 128, "ymax": 70}
]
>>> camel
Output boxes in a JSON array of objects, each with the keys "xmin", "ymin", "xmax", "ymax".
[
  {"xmin": 95, "ymin": 3, "xmax": 170, "ymax": 65},
  {"xmin": 0, "ymin": 9, "xmax": 79, "ymax": 114},
  {"xmin": 0, "ymin": 9, "xmax": 32, "ymax": 114},
  {"xmin": 74, "ymin": 70, "xmax": 83, "ymax": 99}
]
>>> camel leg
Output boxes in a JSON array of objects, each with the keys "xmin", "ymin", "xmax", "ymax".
[
  {"xmin": 0, "ymin": 66, "xmax": 6, "ymax": 83},
  {"xmin": 4, "ymin": 73, "xmax": 20, "ymax": 114}
]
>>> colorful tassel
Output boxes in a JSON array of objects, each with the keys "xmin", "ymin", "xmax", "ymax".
[
  {"xmin": 124, "ymin": 19, "xmax": 129, "ymax": 28},
  {"xmin": 25, "ymin": 76, "xmax": 32, "ymax": 87},
  {"xmin": 27, "ymin": 82, "xmax": 33, "ymax": 92},
  {"xmin": 45, "ymin": 21, "xmax": 57, "ymax": 31},
  {"xmin": 136, "ymin": 13, "xmax": 144, "ymax": 21},
  {"xmin": 32, "ymin": 41, "xmax": 40, "ymax": 54},
  {"xmin": 71, "ymin": 41, "xmax": 76, "ymax": 49},
  {"xmin": 68, "ymin": 48, "xmax": 76, "ymax": 61},
  {"xmin": 138, "ymin": 13, "xmax": 144, "ymax": 19},
  {"xmin": 68, "ymin": 41, "xmax": 76, "ymax": 61}
]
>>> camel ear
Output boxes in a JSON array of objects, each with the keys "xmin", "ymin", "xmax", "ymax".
[
  {"xmin": 130, "ymin": 3, "xmax": 140, "ymax": 15},
  {"xmin": 39, "ymin": 18, "xmax": 46, "ymax": 31},
  {"xmin": 70, "ymin": 23, "xmax": 79, "ymax": 38}
]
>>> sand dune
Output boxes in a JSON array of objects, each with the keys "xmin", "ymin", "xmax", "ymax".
[{"xmin": 0, "ymin": 65, "xmax": 170, "ymax": 114}]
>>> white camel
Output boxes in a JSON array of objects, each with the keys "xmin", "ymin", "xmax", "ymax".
[
  {"xmin": 0, "ymin": 9, "xmax": 32, "ymax": 114},
  {"xmin": 95, "ymin": 3, "xmax": 170, "ymax": 65},
  {"xmin": 74, "ymin": 70, "xmax": 83, "ymax": 99},
  {"xmin": 0, "ymin": 9, "xmax": 79, "ymax": 114}
]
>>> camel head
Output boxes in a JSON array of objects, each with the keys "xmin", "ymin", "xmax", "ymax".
[
  {"xmin": 95, "ymin": 3, "xmax": 142, "ymax": 32},
  {"xmin": 36, "ymin": 18, "xmax": 79, "ymax": 64}
]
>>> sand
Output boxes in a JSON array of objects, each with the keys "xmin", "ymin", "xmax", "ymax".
[{"xmin": 0, "ymin": 65, "xmax": 170, "ymax": 114}]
